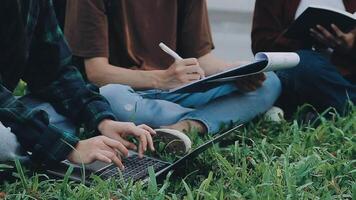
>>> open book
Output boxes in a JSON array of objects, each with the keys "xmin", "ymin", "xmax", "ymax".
[
  {"xmin": 167, "ymin": 52, "xmax": 300, "ymax": 93},
  {"xmin": 285, "ymin": 6, "xmax": 356, "ymax": 40}
]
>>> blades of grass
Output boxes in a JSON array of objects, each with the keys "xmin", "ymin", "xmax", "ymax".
[
  {"xmin": 60, "ymin": 165, "xmax": 74, "ymax": 197},
  {"xmin": 31, "ymin": 174, "xmax": 39, "ymax": 194},
  {"xmin": 296, "ymin": 181, "xmax": 313, "ymax": 191},
  {"xmin": 214, "ymin": 152, "xmax": 234, "ymax": 177},
  {"xmin": 158, "ymin": 171, "xmax": 172, "ymax": 194},
  {"xmin": 14, "ymin": 159, "xmax": 28, "ymax": 191},
  {"xmin": 219, "ymin": 189, "xmax": 224, "ymax": 200},
  {"xmin": 283, "ymin": 145, "xmax": 297, "ymax": 200},
  {"xmin": 182, "ymin": 180, "xmax": 194, "ymax": 200},
  {"xmin": 147, "ymin": 166, "xmax": 158, "ymax": 194},
  {"xmin": 60, "ymin": 138, "xmax": 86, "ymax": 184},
  {"xmin": 0, "ymin": 164, "xmax": 13, "ymax": 172},
  {"xmin": 196, "ymin": 172, "xmax": 213, "ymax": 200}
]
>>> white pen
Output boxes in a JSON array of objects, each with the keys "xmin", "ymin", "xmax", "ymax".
[{"xmin": 159, "ymin": 42, "xmax": 183, "ymax": 60}]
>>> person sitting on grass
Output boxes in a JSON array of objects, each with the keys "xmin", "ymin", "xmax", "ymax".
[
  {"xmin": 251, "ymin": 0, "xmax": 356, "ymax": 117},
  {"xmin": 64, "ymin": 0, "xmax": 281, "ymax": 138},
  {"xmin": 0, "ymin": 0, "xmax": 159, "ymax": 169}
]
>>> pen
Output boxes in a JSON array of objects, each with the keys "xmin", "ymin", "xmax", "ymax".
[
  {"xmin": 159, "ymin": 42, "xmax": 205, "ymax": 79},
  {"xmin": 159, "ymin": 42, "xmax": 183, "ymax": 60}
]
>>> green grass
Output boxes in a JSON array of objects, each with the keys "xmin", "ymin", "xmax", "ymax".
[
  {"xmin": 2, "ymin": 81, "xmax": 356, "ymax": 199},
  {"xmin": 1, "ymin": 106, "xmax": 355, "ymax": 200}
]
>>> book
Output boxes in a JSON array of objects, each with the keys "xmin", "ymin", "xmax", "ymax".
[
  {"xmin": 167, "ymin": 52, "xmax": 300, "ymax": 93},
  {"xmin": 285, "ymin": 6, "xmax": 356, "ymax": 40}
]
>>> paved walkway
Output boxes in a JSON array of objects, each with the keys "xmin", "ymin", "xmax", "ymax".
[
  {"xmin": 209, "ymin": 9, "xmax": 254, "ymax": 62},
  {"xmin": 208, "ymin": 0, "xmax": 255, "ymax": 12}
]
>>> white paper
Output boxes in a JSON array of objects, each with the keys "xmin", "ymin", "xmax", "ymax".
[
  {"xmin": 208, "ymin": 52, "xmax": 300, "ymax": 83},
  {"xmin": 255, "ymin": 52, "xmax": 300, "ymax": 71}
]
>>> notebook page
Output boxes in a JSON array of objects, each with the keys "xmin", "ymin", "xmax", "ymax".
[{"xmin": 255, "ymin": 52, "xmax": 300, "ymax": 71}]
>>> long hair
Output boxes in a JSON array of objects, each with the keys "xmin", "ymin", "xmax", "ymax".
[{"xmin": 0, "ymin": 0, "xmax": 27, "ymax": 90}]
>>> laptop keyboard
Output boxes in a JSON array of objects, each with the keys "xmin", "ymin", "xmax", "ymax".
[{"xmin": 97, "ymin": 155, "xmax": 169, "ymax": 181}]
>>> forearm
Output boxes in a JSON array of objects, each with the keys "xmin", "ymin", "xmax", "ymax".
[{"xmin": 85, "ymin": 57, "xmax": 165, "ymax": 90}]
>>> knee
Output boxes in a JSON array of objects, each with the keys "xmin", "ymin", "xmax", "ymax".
[
  {"xmin": 262, "ymin": 72, "xmax": 282, "ymax": 98},
  {"xmin": 294, "ymin": 50, "xmax": 333, "ymax": 79},
  {"xmin": 281, "ymin": 56, "xmax": 329, "ymax": 88},
  {"xmin": 100, "ymin": 84, "xmax": 133, "ymax": 101},
  {"xmin": 251, "ymin": 72, "xmax": 281, "ymax": 107},
  {"xmin": 100, "ymin": 84, "xmax": 150, "ymax": 123}
]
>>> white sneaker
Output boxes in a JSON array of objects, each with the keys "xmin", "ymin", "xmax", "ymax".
[
  {"xmin": 154, "ymin": 129, "xmax": 192, "ymax": 154},
  {"xmin": 264, "ymin": 106, "xmax": 285, "ymax": 122}
]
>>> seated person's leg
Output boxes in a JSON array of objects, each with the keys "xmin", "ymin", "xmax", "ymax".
[
  {"xmin": 102, "ymin": 72, "xmax": 280, "ymax": 135},
  {"xmin": 0, "ymin": 122, "xmax": 22, "ymax": 162},
  {"xmin": 277, "ymin": 50, "xmax": 356, "ymax": 115},
  {"xmin": 164, "ymin": 72, "xmax": 281, "ymax": 134},
  {"xmin": 100, "ymin": 84, "xmax": 194, "ymax": 128},
  {"xmin": 19, "ymin": 96, "xmax": 76, "ymax": 134}
]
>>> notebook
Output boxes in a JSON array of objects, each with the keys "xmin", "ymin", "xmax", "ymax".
[
  {"xmin": 166, "ymin": 52, "xmax": 300, "ymax": 93},
  {"xmin": 285, "ymin": 6, "xmax": 356, "ymax": 40}
]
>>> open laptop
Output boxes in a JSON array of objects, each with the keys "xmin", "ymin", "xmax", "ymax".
[{"xmin": 46, "ymin": 125, "xmax": 242, "ymax": 184}]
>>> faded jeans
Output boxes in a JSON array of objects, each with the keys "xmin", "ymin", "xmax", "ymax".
[{"xmin": 100, "ymin": 72, "xmax": 281, "ymax": 134}]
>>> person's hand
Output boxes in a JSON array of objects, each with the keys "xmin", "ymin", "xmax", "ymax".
[
  {"xmin": 158, "ymin": 58, "xmax": 205, "ymax": 90},
  {"xmin": 235, "ymin": 73, "xmax": 266, "ymax": 92},
  {"xmin": 67, "ymin": 136, "xmax": 128, "ymax": 170},
  {"xmin": 310, "ymin": 24, "xmax": 355, "ymax": 53},
  {"xmin": 98, "ymin": 120, "xmax": 156, "ymax": 158}
]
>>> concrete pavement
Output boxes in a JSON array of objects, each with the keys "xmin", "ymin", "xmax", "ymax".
[
  {"xmin": 207, "ymin": 0, "xmax": 255, "ymax": 12},
  {"xmin": 208, "ymin": 9, "xmax": 255, "ymax": 62}
]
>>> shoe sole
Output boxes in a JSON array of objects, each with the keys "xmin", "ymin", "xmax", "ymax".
[{"xmin": 154, "ymin": 129, "xmax": 192, "ymax": 154}]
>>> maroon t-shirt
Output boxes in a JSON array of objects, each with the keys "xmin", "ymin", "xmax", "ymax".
[
  {"xmin": 251, "ymin": 0, "xmax": 356, "ymax": 75},
  {"xmin": 65, "ymin": 0, "xmax": 214, "ymax": 70}
]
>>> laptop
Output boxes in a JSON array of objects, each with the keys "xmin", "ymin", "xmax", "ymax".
[{"xmin": 46, "ymin": 125, "xmax": 242, "ymax": 184}]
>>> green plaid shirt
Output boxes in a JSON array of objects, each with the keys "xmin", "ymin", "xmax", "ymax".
[{"xmin": 0, "ymin": 0, "xmax": 116, "ymax": 165}]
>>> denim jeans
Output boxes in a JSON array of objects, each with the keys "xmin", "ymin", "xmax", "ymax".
[
  {"xmin": 0, "ymin": 97, "xmax": 76, "ymax": 162},
  {"xmin": 277, "ymin": 50, "xmax": 356, "ymax": 115},
  {"xmin": 19, "ymin": 96, "xmax": 77, "ymax": 134},
  {"xmin": 100, "ymin": 72, "xmax": 281, "ymax": 134}
]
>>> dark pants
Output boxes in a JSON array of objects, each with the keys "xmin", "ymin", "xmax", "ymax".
[{"xmin": 277, "ymin": 50, "xmax": 356, "ymax": 116}]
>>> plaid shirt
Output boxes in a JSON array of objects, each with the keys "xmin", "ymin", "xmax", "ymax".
[{"xmin": 0, "ymin": 0, "xmax": 116, "ymax": 165}]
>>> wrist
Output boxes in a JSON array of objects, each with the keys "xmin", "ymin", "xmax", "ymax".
[
  {"xmin": 98, "ymin": 119, "xmax": 112, "ymax": 133},
  {"xmin": 67, "ymin": 141, "xmax": 80, "ymax": 160},
  {"xmin": 148, "ymin": 70, "xmax": 167, "ymax": 89}
]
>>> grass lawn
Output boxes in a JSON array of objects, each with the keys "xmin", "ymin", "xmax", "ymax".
[{"xmin": 0, "ymin": 82, "xmax": 355, "ymax": 199}]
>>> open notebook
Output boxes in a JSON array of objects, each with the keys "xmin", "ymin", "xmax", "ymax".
[
  {"xmin": 167, "ymin": 52, "xmax": 300, "ymax": 93},
  {"xmin": 285, "ymin": 6, "xmax": 356, "ymax": 40}
]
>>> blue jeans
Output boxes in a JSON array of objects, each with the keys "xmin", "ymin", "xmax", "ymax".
[
  {"xmin": 277, "ymin": 50, "xmax": 356, "ymax": 115},
  {"xmin": 19, "ymin": 96, "xmax": 77, "ymax": 134},
  {"xmin": 100, "ymin": 72, "xmax": 281, "ymax": 134},
  {"xmin": 0, "ymin": 96, "xmax": 77, "ymax": 162}
]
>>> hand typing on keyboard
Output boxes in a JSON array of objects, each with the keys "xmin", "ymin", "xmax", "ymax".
[
  {"xmin": 98, "ymin": 120, "xmax": 156, "ymax": 159},
  {"xmin": 67, "ymin": 136, "xmax": 129, "ymax": 170}
]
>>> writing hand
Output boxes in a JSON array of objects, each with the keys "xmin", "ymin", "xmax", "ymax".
[{"xmin": 158, "ymin": 58, "xmax": 205, "ymax": 90}]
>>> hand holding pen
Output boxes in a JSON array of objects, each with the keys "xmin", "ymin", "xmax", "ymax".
[{"xmin": 158, "ymin": 43, "xmax": 205, "ymax": 90}]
